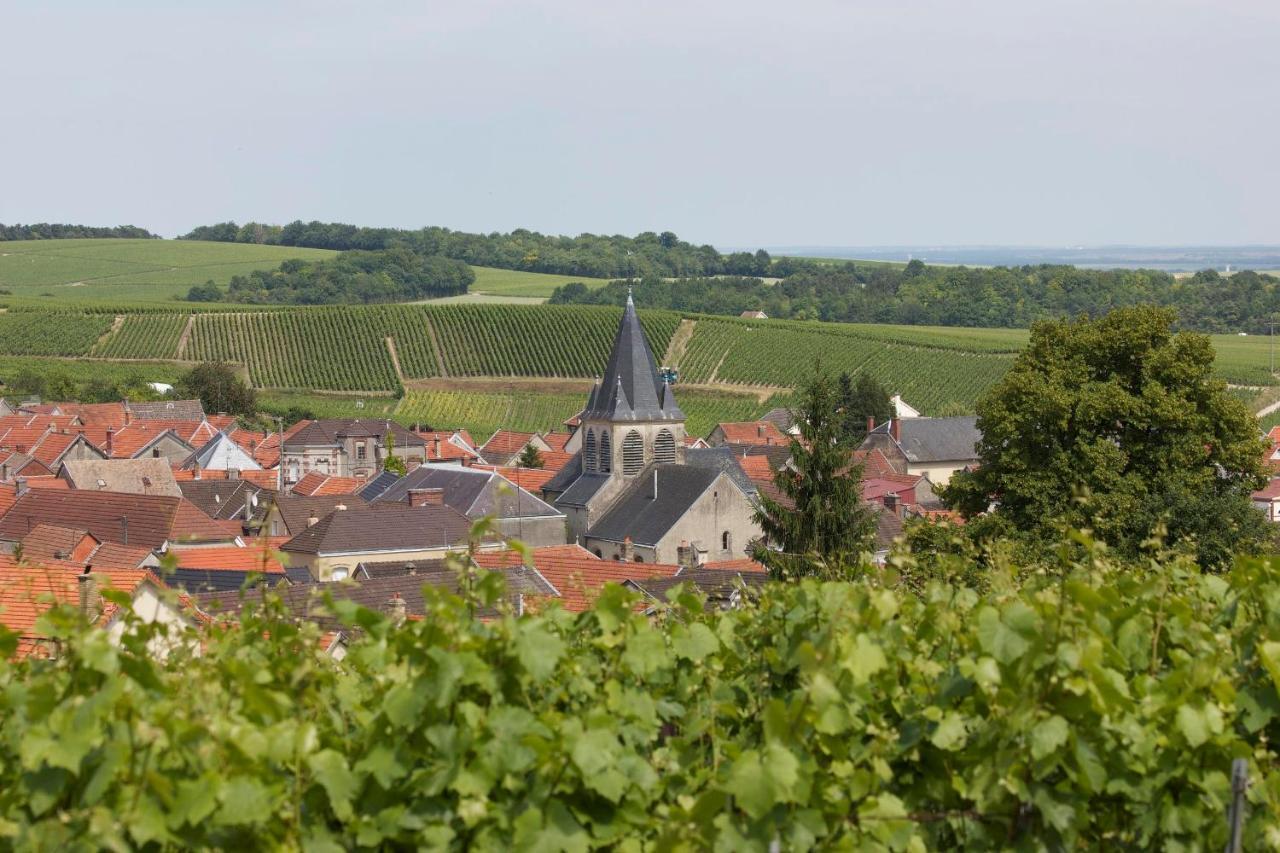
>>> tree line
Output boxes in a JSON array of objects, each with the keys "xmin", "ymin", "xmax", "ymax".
[
  {"xmin": 0, "ymin": 223, "xmax": 157, "ymax": 241},
  {"xmin": 552, "ymin": 263, "xmax": 1280, "ymax": 334},
  {"xmin": 180, "ymin": 220, "xmax": 795, "ymax": 279},
  {"xmin": 187, "ymin": 247, "xmax": 474, "ymax": 305}
]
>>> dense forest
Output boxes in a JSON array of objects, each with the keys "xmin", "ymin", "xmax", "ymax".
[
  {"xmin": 551, "ymin": 264, "xmax": 1280, "ymax": 333},
  {"xmin": 0, "ymin": 223, "xmax": 156, "ymax": 240},
  {"xmin": 180, "ymin": 220, "xmax": 795, "ymax": 279},
  {"xmin": 189, "ymin": 247, "xmax": 473, "ymax": 305}
]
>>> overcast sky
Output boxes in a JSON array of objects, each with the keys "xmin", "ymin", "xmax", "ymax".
[{"xmin": 2, "ymin": 1, "xmax": 1276, "ymax": 246}]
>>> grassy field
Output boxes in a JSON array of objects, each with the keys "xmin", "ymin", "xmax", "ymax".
[
  {"xmin": 0, "ymin": 239, "xmax": 337, "ymax": 304},
  {"xmin": 469, "ymin": 266, "xmax": 610, "ymax": 298}
]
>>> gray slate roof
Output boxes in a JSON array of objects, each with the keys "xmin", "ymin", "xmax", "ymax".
[
  {"xmin": 370, "ymin": 465, "xmax": 562, "ymax": 519},
  {"xmin": 280, "ymin": 504, "xmax": 473, "ymax": 555},
  {"xmin": 760, "ymin": 407, "xmax": 796, "ymax": 431},
  {"xmin": 357, "ymin": 470, "xmax": 401, "ymax": 501},
  {"xmin": 627, "ymin": 568, "xmax": 767, "ymax": 604},
  {"xmin": 586, "ymin": 464, "xmax": 721, "ymax": 546},
  {"xmin": 871, "ymin": 416, "xmax": 981, "ymax": 463},
  {"xmin": 581, "ymin": 293, "xmax": 684, "ymax": 422},
  {"xmin": 126, "ymin": 399, "xmax": 205, "ymax": 421},
  {"xmin": 685, "ymin": 446, "xmax": 758, "ymax": 499},
  {"xmin": 541, "ymin": 452, "xmax": 583, "ymax": 494},
  {"xmin": 284, "ymin": 419, "xmax": 425, "ymax": 451},
  {"xmin": 179, "ymin": 479, "xmax": 266, "ymax": 522},
  {"xmin": 164, "ymin": 568, "xmax": 289, "ymax": 594},
  {"xmin": 270, "ymin": 494, "xmax": 369, "ymax": 536},
  {"xmin": 193, "ymin": 565, "xmax": 554, "ymax": 624}
]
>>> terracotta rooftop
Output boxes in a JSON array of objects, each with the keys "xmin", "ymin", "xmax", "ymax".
[
  {"xmin": 0, "ymin": 559, "xmax": 159, "ymax": 651},
  {"xmin": 167, "ymin": 540, "xmax": 288, "ymax": 574},
  {"xmin": 0, "ymin": 490, "xmax": 236, "ymax": 549},
  {"xmin": 479, "ymin": 430, "xmax": 538, "ymax": 461},
  {"xmin": 474, "ymin": 545, "xmax": 681, "ymax": 612},
  {"xmin": 19, "ymin": 524, "xmax": 99, "ymax": 564},
  {"xmin": 712, "ymin": 421, "xmax": 788, "ymax": 446},
  {"xmin": 291, "ymin": 471, "xmax": 366, "ymax": 497},
  {"xmin": 472, "ymin": 465, "xmax": 557, "ymax": 492}
]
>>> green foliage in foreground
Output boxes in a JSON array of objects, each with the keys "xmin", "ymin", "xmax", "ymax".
[{"xmin": 3, "ymin": 539, "xmax": 1280, "ymax": 848}]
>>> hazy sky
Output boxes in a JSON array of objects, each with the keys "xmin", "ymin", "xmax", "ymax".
[{"xmin": 2, "ymin": 1, "xmax": 1277, "ymax": 246}]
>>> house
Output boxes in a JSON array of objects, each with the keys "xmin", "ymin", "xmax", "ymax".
[
  {"xmin": 478, "ymin": 430, "xmax": 549, "ymax": 467},
  {"xmin": 542, "ymin": 292, "xmax": 762, "ymax": 563},
  {"xmin": 0, "ymin": 490, "xmax": 237, "ymax": 551},
  {"xmin": 60, "ymin": 458, "xmax": 183, "ymax": 497},
  {"xmin": 261, "ymin": 494, "xmax": 370, "ymax": 538},
  {"xmin": 182, "ymin": 430, "xmax": 264, "ymax": 472},
  {"xmin": 740, "ymin": 310, "xmax": 768, "ymax": 319},
  {"xmin": 0, "ymin": 399, "xmax": 13, "ymax": 418},
  {"xmin": 101, "ymin": 425, "xmax": 196, "ymax": 464},
  {"xmin": 18, "ymin": 524, "xmax": 101, "ymax": 564},
  {"xmin": 279, "ymin": 503, "xmax": 477, "ymax": 581},
  {"xmin": 125, "ymin": 399, "xmax": 206, "ymax": 421},
  {"xmin": 891, "ymin": 394, "xmax": 921, "ymax": 419},
  {"xmin": 0, "ymin": 451, "xmax": 53, "ymax": 481},
  {"xmin": 625, "ymin": 566, "xmax": 768, "ymax": 610},
  {"xmin": 0, "ymin": 560, "xmax": 188, "ymax": 659},
  {"xmin": 281, "ymin": 419, "xmax": 426, "ymax": 484},
  {"xmin": 760, "ymin": 407, "xmax": 800, "ymax": 437},
  {"xmin": 859, "ymin": 416, "xmax": 981, "ymax": 486},
  {"xmin": 369, "ymin": 464, "xmax": 567, "ymax": 547},
  {"xmin": 1253, "ymin": 478, "xmax": 1280, "ymax": 521},
  {"xmin": 178, "ymin": 478, "xmax": 268, "ymax": 532},
  {"xmin": 475, "ymin": 544, "xmax": 681, "ymax": 611},
  {"xmin": 706, "ymin": 420, "xmax": 788, "ymax": 448},
  {"xmin": 416, "ymin": 429, "xmax": 481, "ymax": 465},
  {"xmin": 291, "ymin": 471, "xmax": 366, "ymax": 497}
]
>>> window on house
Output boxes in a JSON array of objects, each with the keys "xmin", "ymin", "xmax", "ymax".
[
  {"xmin": 654, "ymin": 428, "xmax": 676, "ymax": 464},
  {"xmin": 152, "ymin": 448, "xmax": 161, "ymax": 458},
  {"xmin": 356, "ymin": 442, "xmax": 366, "ymax": 461},
  {"xmin": 330, "ymin": 566, "xmax": 350, "ymax": 581},
  {"xmin": 634, "ymin": 555, "xmax": 644, "ymax": 563},
  {"xmin": 593, "ymin": 548, "xmax": 603, "ymax": 558},
  {"xmin": 722, "ymin": 531, "xmax": 732, "ymax": 552},
  {"xmin": 622, "ymin": 430, "xmax": 643, "ymax": 475}
]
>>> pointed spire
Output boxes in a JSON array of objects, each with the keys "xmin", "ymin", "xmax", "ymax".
[{"xmin": 580, "ymin": 292, "xmax": 684, "ymax": 422}]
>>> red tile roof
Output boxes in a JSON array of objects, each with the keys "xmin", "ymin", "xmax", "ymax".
[
  {"xmin": 21, "ymin": 476, "xmax": 68, "ymax": 490},
  {"xmin": 713, "ymin": 421, "xmax": 787, "ymax": 446},
  {"xmin": 168, "ymin": 540, "xmax": 288, "ymax": 574},
  {"xmin": 481, "ymin": 430, "xmax": 537, "ymax": 458},
  {"xmin": 29, "ymin": 432, "xmax": 80, "ymax": 467},
  {"xmin": 475, "ymin": 545, "xmax": 680, "ymax": 612},
  {"xmin": 541, "ymin": 432, "xmax": 572, "ymax": 453},
  {"xmin": 0, "ymin": 490, "xmax": 235, "ymax": 549},
  {"xmin": 20, "ymin": 524, "xmax": 99, "ymax": 564},
  {"xmin": 87, "ymin": 542, "xmax": 156, "ymax": 570},
  {"xmin": 291, "ymin": 471, "xmax": 365, "ymax": 496},
  {"xmin": 473, "ymin": 465, "xmax": 557, "ymax": 492},
  {"xmin": 1254, "ymin": 478, "xmax": 1280, "ymax": 500},
  {"xmin": 0, "ymin": 559, "xmax": 158, "ymax": 651},
  {"xmin": 416, "ymin": 430, "xmax": 480, "ymax": 463}
]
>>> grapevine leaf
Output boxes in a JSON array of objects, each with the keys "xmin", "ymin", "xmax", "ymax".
[
  {"xmin": 930, "ymin": 712, "xmax": 968, "ymax": 751},
  {"xmin": 1029, "ymin": 715, "xmax": 1068, "ymax": 760},
  {"xmin": 309, "ymin": 749, "xmax": 359, "ymax": 822}
]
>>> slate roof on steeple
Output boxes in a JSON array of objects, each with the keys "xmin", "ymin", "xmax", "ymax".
[{"xmin": 582, "ymin": 291, "xmax": 685, "ymax": 422}]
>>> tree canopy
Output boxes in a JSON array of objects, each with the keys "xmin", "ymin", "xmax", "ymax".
[
  {"xmin": 945, "ymin": 306, "xmax": 1270, "ymax": 569},
  {"xmin": 0, "ymin": 223, "xmax": 156, "ymax": 241},
  {"xmin": 176, "ymin": 362, "xmax": 257, "ymax": 417},
  {"xmin": 754, "ymin": 366, "xmax": 878, "ymax": 578},
  {"xmin": 837, "ymin": 371, "xmax": 893, "ymax": 444}
]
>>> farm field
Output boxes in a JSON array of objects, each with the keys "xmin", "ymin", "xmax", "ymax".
[
  {"xmin": 469, "ymin": 266, "xmax": 609, "ymax": 298},
  {"xmin": 0, "ymin": 239, "xmax": 337, "ymax": 304},
  {"xmin": 1, "ymin": 303, "xmax": 1277, "ymax": 418}
]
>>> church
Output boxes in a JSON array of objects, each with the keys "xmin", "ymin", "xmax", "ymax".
[{"xmin": 542, "ymin": 292, "xmax": 762, "ymax": 565}]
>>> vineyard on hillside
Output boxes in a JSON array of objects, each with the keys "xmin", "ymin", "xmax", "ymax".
[
  {"xmin": 92, "ymin": 314, "xmax": 189, "ymax": 359},
  {"xmin": 0, "ymin": 306, "xmax": 1273, "ymax": 413}
]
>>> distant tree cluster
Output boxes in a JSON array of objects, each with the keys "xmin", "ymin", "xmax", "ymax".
[
  {"xmin": 2, "ymin": 368, "xmax": 164, "ymax": 404},
  {"xmin": 181, "ymin": 220, "xmax": 780, "ymax": 279},
  {"xmin": 0, "ymin": 223, "xmax": 157, "ymax": 241},
  {"xmin": 551, "ymin": 264, "xmax": 1280, "ymax": 334},
  {"xmin": 176, "ymin": 362, "xmax": 256, "ymax": 416},
  {"xmin": 190, "ymin": 248, "xmax": 474, "ymax": 305}
]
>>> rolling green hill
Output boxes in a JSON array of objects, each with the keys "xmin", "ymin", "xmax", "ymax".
[{"xmin": 0, "ymin": 239, "xmax": 607, "ymax": 306}]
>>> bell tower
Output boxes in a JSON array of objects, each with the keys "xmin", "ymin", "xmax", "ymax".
[{"xmin": 578, "ymin": 290, "xmax": 686, "ymax": 481}]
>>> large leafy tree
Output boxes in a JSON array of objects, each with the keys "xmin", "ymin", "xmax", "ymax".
[
  {"xmin": 946, "ymin": 306, "xmax": 1270, "ymax": 568},
  {"xmin": 754, "ymin": 366, "xmax": 879, "ymax": 579},
  {"xmin": 177, "ymin": 362, "xmax": 257, "ymax": 417}
]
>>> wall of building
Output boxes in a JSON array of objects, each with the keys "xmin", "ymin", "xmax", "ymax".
[
  {"xmin": 494, "ymin": 515, "xmax": 567, "ymax": 548},
  {"xmin": 652, "ymin": 472, "xmax": 760, "ymax": 564},
  {"xmin": 907, "ymin": 461, "xmax": 970, "ymax": 487}
]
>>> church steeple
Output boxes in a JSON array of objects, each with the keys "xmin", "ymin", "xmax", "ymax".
[{"xmin": 582, "ymin": 289, "xmax": 684, "ymax": 422}]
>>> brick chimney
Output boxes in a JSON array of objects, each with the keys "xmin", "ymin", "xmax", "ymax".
[
  {"xmin": 15, "ymin": 477, "xmax": 28, "ymax": 497},
  {"xmin": 78, "ymin": 568, "xmax": 101, "ymax": 620},
  {"xmin": 432, "ymin": 437, "xmax": 441, "ymax": 459},
  {"xmin": 307, "ymin": 513, "xmax": 320, "ymax": 527},
  {"xmin": 867, "ymin": 416, "xmax": 876, "ymax": 433},
  {"xmin": 386, "ymin": 592, "xmax": 407, "ymax": 626},
  {"xmin": 890, "ymin": 418, "xmax": 901, "ymax": 442},
  {"xmin": 757, "ymin": 424, "xmax": 765, "ymax": 438},
  {"xmin": 884, "ymin": 493, "xmax": 900, "ymax": 517},
  {"xmin": 105, "ymin": 428, "xmax": 115, "ymax": 456},
  {"xmin": 408, "ymin": 488, "xmax": 444, "ymax": 507},
  {"xmin": 676, "ymin": 539, "xmax": 696, "ymax": 570},
  {"xmin": 622, "ymin": 536, "xmax": 634, "ymax": 561}
]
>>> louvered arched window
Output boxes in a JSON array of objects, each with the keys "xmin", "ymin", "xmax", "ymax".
[
  {"xmin": 654, "ymin": 428, "xmax": 676, "ymax": 464},
  {"xmin": 599, "ymin": 431, "xmax": 612, "ymax": 473},
  {"xmin": 622, "ymin": 430, "xmax": 644, "ymax": 476},
  {"xmin": 583, "ymin": 429, "xmax": 597, "ymax": 473}
]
